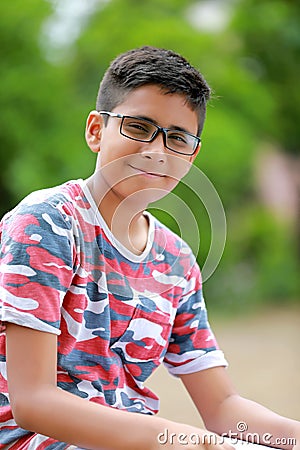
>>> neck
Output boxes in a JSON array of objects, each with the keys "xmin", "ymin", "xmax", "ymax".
[{"xmin": 86, "ymin": 175, "xmax": 150, "ymax": 255}]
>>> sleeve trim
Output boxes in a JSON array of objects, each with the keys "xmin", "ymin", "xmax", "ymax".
[
  {"xmin": 1, "ymin": 308, "xmax": 61, "ymax": 335},
  {"xmin": 164, "ymin": 349, "xmax": 228, "ymax": 377}
]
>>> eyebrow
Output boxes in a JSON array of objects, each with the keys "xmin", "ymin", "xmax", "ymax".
[{"xmin": 134, "ymin": 115, "xmax": 194, "ymax": 135}]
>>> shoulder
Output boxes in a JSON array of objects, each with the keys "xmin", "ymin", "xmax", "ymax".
[
  {"xmin": 0, "ymin": 180, "xmax": 87, "ymax": 241},
  {"xmin": 148, "ymin": 211, "xmax": 193, "ymax": 252},
  {"xmin": 2, "ymin": 180, "xmax": 85, "ymax": 220},
  {"xmin": 147, "ymin": 211, "xmax": 201, "ymax": 281},
  {"xmin": 148, "ymin": 211, "xmax": 195, "ymax": 258}
]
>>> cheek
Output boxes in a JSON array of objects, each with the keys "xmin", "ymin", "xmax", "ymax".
[
  {"xmin": 167, "ymin": 155, "xmax": 192, "ymax": 182},
  {"xmin": 101, "ymin": 141, "xmax": 137, "ymax": 167}
]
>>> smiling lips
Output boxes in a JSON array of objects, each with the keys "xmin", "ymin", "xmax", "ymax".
[{"xmin": 129, "ymin": 165, "xmax": 166, "ymax": 178}]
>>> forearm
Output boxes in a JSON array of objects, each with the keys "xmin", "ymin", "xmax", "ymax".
[
  {"xmin": 6, "ymin": 324, "xmax": 165, "ymax": 450},
  {"xmin": 208, "ymin": 394, "xmax": 300, "ymax": 449},
  {"xmin": 13, "ymin": 385, "xmax": 163, "ymax": 450}
]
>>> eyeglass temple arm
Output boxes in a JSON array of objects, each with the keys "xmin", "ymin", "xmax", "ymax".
[{"xmin": 99, "ymin": 111, "xmax": 123, "ymax": 119}]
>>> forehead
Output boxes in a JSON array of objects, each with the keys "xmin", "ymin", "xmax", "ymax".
[{"xmin": 112, "ymin": 84, "xmax": 199, "ymax": 134}]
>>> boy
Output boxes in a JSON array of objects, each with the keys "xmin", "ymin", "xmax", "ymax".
[{"xmin": 0, "ymin": 46, "xmax": 299, "ymax": 450}]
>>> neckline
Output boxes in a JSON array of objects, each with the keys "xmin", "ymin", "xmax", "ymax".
[{"xmin": 79, "ymin": 179, "xmax": 155, "ymax": 263}]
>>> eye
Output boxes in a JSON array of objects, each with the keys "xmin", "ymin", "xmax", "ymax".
[
  {"xmin": 123, "ymin": 119, "xmax": 153, "ymax": 136},
  {"xmin": 168, "ymin": 131, "xmax": 189, "ymax": 145},
  {"xmin": 128, "ymin": 122, "xmax": 149, "ymax": 132}
]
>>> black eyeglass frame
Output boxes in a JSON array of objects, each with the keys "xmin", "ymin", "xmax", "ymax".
[{"xmin": 99, "ymin": 110, "xmax": 201, "ymax": 156}]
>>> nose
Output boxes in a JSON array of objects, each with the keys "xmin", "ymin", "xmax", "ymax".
[{"xmin": 140, "ymin": 130, "xmax": 167, "ymax": 164}]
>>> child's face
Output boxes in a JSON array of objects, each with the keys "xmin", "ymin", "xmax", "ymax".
[{"xmin": 86, "ymin": 84, "xmax": 201, "ymax": 204}]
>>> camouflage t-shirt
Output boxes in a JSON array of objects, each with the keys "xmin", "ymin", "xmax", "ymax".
[{"xmin": 0, "ymin": 179, "xmax": 227, "ymax": 448}]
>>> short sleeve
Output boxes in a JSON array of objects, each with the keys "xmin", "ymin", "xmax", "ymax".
[
  {"xmin": 0, "ymin": 199, "xmax": 74, "ymax": 335},
  {"xmin": 163, "ymin": 261, "xmax": 228, "ymax": 376}
]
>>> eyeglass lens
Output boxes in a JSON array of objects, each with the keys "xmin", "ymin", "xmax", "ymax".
[{"xmin": 121, "ymin": 116, "xmax": 198, "ymax": 155}]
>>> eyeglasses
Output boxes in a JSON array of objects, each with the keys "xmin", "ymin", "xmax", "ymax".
[{"xmin": 99, "ymin": 111, "xmax": 201, "ymax": 156}]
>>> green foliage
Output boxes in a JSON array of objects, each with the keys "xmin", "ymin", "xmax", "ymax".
[
  {"xmin": 207, "ymin": 205, "xmax": 300, "ymax": 313},
  {"xmin": 0, "ymin": 0, "xmax": 50, "ymax": 210},
  {"xmin": 232, "ymin": 0, "xmax": 300, "ymax": 153},
  {"xmin": 0, "ymin": 1, "xmax": 93, "ymax": 215},
  {"xmin": 1, "ymin": 0, "xmax": 299, "ymax": 310}
]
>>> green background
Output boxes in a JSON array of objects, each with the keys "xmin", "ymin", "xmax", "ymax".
[{"xmin": 1, "ymin": 0, "xmax": 299, "ymax": 313}]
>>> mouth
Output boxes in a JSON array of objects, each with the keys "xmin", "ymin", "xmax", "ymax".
[{"xmin": 128, "ymin": 165, "xmax": 166, "ymax": 178}]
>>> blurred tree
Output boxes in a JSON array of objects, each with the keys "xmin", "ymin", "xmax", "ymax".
[
  {"xmin": 0, "ymin": 0, "xmax": 49, "ymax": 213},
  {"xmin": 232, "ymin": 0, "xmax": 300, "ymax": 154},
  {"xmin": 1, "ymin": 0, "xmax": 299, "ymax": 309},
  {"xmin": 0, "ymin": 0, "xmax": 93, "ymax": 217}
]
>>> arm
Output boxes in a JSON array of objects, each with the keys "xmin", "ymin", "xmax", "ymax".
[
  {"xmin": 6, "ymin": 324, "xmax": 235, "ymax": 450},
  {"xmin": 180, "ymin": 367, "xmax": 300, "ymax": 449},
  {"xmin": 6, "ymin": 323, "xmax": 160, "ymax": 450}
]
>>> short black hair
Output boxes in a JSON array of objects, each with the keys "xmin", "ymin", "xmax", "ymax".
[{"xmin": 96, "ymin": 46, "xmax": 211, "ymax": 135}]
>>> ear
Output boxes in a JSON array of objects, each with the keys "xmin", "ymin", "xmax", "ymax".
[
  {"xmin": 85, "ymin": 110, "xmax": 103, "ymax": 153},
  {"xmin": 189, "ymin": 141, "xmax": 201, "ymax": 163}
]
